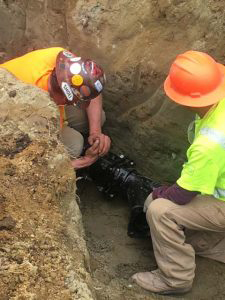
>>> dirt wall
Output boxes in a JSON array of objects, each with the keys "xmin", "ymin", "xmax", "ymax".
[
  {"xmin": 0, "ymin": 69, "xmax": 94, "ymax": 300},
  {"xmin": 1, "ymin": 0, "xmax": 225, "ymax": 181}
]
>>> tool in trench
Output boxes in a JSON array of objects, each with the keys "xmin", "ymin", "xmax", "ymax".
[{"xmin": 77, "ymin": 151, "xmax": 160, "ymax": 239}]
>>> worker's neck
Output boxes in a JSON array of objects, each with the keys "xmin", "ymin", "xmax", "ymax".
[{"xmin": 188, "ymin": 105, "xmax": 214, "ymax": 118}]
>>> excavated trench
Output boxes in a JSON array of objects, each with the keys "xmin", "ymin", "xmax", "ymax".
[{"xmin": 2, "ymin": 1, "xmax": 225, "ymax": 299}]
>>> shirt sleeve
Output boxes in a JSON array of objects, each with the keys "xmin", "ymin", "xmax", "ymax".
[
  {"xmin": 177, "ymin": 145, "xmax": 219, "ymax": 195},
  {"xmin": 152, "ymin": 183, "xmax": 199, "ymax": 205}
]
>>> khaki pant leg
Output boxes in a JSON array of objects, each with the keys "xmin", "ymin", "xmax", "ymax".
[
  {"xmin": 60, "ymin": 126, "xmax": 84, "ymax": 159},
  {"xmin": 186, "ymin": 229, "xmax": 225, "ymax": 263},
  {"xmin": 64, "ymin": 105, "xmax": 106, "ymax": 133},
  {"xmin": 146, "ymin": 195, "xmax": 225, "ymax": 288}
]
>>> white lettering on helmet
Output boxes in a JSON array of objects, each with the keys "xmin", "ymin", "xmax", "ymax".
[
  {"xmin": 94, "ymin": 80, "xmax": 103, "ymax": 92},
  {"xmin": 61, "ymin": 82, "xmax": 74, "ymax": 101}
]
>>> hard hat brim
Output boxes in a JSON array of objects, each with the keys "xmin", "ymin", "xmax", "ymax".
[{"xmin": 164, "ymin": 63, "xmax": 225, "ymax": 107}]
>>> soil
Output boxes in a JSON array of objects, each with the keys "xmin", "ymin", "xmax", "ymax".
[
  {"xmin": 79, "ymin": 181, "xmax": 225, "ymax": 300},
  {"xmin": 0, "ymin": 70, "xmax": 94, "ymax": 300}
]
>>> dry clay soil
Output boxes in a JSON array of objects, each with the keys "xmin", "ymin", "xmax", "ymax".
[{"xmin": 79, "ymin": 181, "xmax": 225, "ymax": 300}]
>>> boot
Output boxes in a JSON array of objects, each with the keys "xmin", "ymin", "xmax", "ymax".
[{"xmin": 132, "ymin": 269, "xmax": 192, "ymax": 295}]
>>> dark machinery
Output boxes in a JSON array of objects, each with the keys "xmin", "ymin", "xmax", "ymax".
[{"xmin": 78, "ymin": 151, "xmax": 160, "ymax": 239}]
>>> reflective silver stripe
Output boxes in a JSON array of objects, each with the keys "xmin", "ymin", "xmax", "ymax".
[
  {"xmin": 200, "ymin": 127, "xmax": 225, "ymax": 150},
  {"xmin": 214, "ymin": 188, "xmax": 225, "ymax": 199},
  {"xmin": 187, "ymin": 120, "xmax": 196, "ymax": 144}
]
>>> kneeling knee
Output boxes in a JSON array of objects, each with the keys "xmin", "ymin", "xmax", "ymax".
[
  {"xmin": 60, "ymin": 127, "xmax": 84, "ymax": 158},
  {"xmin": 146, "ymin": 198, "xmax": 173, "ymax": 224}
]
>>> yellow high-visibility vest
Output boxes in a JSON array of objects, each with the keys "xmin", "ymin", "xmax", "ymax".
[{"xmin": 178, "ymin": 98, "xmax": 225, "ymax": 201}]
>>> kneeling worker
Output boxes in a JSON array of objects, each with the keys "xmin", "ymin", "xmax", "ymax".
[
  {"xmin": 132, "ymin": 51, "xmax": 225, "ymax": 295},
  {"xmin": 0, "ymin": 47, "xmax": 111, "ymax": 168}
]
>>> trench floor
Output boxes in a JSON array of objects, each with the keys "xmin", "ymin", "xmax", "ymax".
[{"xmin": 78, "ymin": 181, "xmax": 225, "ymax": 300}]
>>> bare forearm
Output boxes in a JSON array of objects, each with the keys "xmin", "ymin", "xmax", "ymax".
[
  {"xmin": 86, "ymin": 94, "xmax": 103, "ymax": 134},
  {"xmin": 85, "ymin": 93, "xmax": 111, "ymax": 156}
]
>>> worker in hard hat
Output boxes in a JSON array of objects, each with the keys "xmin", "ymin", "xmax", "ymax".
[
  {"xmin": 132, "ymin": 51, "xmax": 225, "ymax": 295},
  {"xmin": 0, "ymin": 47, "xmax": 111, "ymax": 169}
]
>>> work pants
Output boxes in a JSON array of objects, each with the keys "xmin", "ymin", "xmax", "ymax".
[
  {"xmin": 146, "ymin": 195, "xmax": 225, "ymax": 288},
  {"xmin": 60, "ymin": 105, "xmax": 105, "ymax": 158}
]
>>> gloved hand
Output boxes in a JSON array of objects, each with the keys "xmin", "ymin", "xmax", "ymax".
[{"xmin": 143, "ymin": 193, "xmax": 153, "ymax": 213}]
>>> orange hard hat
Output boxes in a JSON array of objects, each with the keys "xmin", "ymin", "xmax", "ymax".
[{"xmin": 164, "ymin": 50, "xmax": 225, "ymax": 107}]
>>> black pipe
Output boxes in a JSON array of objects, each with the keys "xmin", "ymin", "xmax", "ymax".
[{"xmin": 79, "ymin": 152, "xmax": 160, "ymax": 238}]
